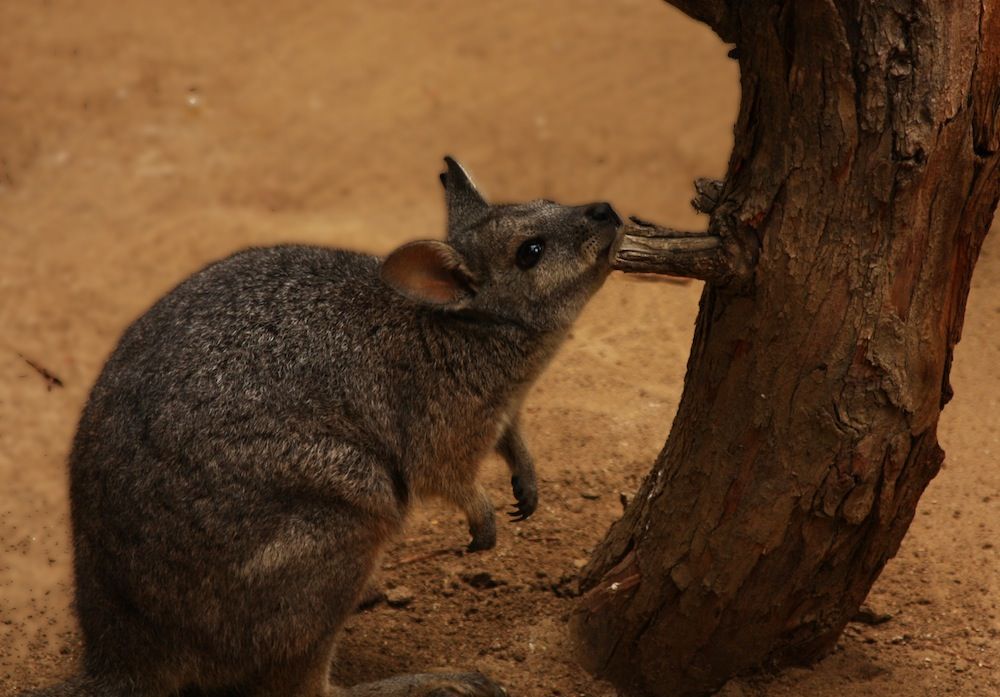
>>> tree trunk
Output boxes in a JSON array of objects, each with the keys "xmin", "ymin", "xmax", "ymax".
[{"xmin": 571, "ymin": 2, "xmax": 1000, "ymax": 695}]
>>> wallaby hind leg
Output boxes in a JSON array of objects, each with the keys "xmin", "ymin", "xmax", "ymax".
[
  {"xmin": 248, "ymin": 635, "xmax": 337, "ymax": 697},
  {"xmin": 342, "ymin": 672, "xmax": 505, "ymax": 697}
]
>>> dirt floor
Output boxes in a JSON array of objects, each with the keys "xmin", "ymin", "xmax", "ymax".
[{"xmin": 1, "ymin": 1, "xmax": 997, "ymax": 695}]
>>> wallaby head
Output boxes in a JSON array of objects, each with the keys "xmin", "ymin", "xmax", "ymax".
[{"xmin": 381, "ymin": 156, "xmax": 621, "ymax": 332}]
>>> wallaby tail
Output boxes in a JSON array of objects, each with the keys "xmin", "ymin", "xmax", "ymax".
[
  {"xmin": 346, "ymin": 671, "xmax": 506, "ymax": 697},
  {"xmin": 17, "ymin": 675, "xmax": 130, "ymax": 697}
]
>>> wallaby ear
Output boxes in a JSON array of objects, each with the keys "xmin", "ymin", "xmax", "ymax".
[
  {"xmin": 441, "ymin": 156, "xmax": 489, "ymax": 234},
  {"xmin": 380, "ymin": 240, "xmax": 477, "ymax": 307}
]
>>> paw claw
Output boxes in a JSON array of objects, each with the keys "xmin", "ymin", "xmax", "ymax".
[{"xmin": 509, "ymin": 476, "xmax": 537, "ymax": 522}]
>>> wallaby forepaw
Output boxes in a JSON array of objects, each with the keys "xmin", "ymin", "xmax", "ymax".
[
  {"xmin": 466, "ymin": 526, "xmax": 497, "ymax": 553},
  {"xmin": 465, "ymin": 488, "xmax": 497, "ymax": 552},
  {"xmin": 508, "ymin": 475, "xmax": 537, "ymax": 521},
  {"xmin": 355, "ymin": 580, "xmax": 386, "ymax": 611},
  {"xmin": 423, "ymin": 672, "xmax": 506, "ymax": 697}
]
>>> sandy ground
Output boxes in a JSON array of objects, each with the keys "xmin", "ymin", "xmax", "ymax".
[{"xmin": 1, "ymin": 2, "xmax": 997, "ymax": 695}]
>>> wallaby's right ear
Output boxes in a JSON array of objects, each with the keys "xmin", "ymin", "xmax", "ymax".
[
  {"xmin": 380, "ymin": 240, "xmax": 477, "ymax": 307},
  {"xmin": 440, "ymin": 156, "xmax": 489, "ymax": 235}
]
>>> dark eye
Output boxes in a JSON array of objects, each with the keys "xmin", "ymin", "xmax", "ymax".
[{"xmin": 515, "ymin": 238, "xmax": 545, "ymax": 270}]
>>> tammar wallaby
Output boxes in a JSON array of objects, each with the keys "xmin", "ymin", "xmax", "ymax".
[{"xmin": 26, "ymin": 158, "xmax": 622, "ymax": 697}]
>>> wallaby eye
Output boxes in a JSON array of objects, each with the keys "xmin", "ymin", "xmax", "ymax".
[{"xmin": 515, "ymin": 238, "xmax": 545, "ymax": 270}]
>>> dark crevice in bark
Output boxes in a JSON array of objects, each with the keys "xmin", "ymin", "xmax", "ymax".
[{"xmin": 974, "ymin": 141, "xmax": 994, "ymax": 158}]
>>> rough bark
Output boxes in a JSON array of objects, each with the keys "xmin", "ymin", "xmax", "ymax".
[{"xmin": 572, "ymin": 1, "xmax": 1000, "ymax": 695}]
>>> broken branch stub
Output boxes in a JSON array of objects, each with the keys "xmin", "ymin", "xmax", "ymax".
[{"xmin": 609, "ymin": 220, "xmax": 734, "ymax": 282}]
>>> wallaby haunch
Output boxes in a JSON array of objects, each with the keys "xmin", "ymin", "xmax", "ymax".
[{"xmin": 27, "ymin": 158, "xmax": 621, "ymax": 696}]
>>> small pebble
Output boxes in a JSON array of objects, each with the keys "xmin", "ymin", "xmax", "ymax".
[{"xmin": 385, "ymin": 586, "xmax": 414, "ymax": 608}]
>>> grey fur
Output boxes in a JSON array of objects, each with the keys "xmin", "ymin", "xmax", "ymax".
[{"xmin": 25, "ymin": 158, "xmax": 620, "ymax": 696}]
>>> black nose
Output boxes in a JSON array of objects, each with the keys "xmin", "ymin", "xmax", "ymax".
[{"xmin": 585, "ymin": 202, "xmax": 621, "ymax": 226}]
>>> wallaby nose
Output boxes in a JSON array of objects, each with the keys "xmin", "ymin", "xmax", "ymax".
[{"xmin": 584, "ymin": 202, "xmax": 621, "ymax": 226}]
